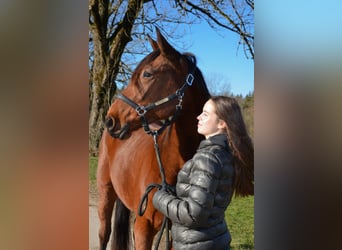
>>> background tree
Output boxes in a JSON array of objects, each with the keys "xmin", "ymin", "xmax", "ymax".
[
  {"xmin": 205, "ymin": 73, "xmax": 232, "ymax": 96},
  {"xmin": 89, "ymin": 0, "xmax": 254, "ymax": 155},
  {"xmin": 242, "ymin": 91, "xmax": 254, "ymax": 138}
]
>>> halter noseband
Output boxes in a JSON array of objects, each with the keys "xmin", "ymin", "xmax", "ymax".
[{"xmin": 110, "ymin": 55, "xmax": 196, "ymax": 139}]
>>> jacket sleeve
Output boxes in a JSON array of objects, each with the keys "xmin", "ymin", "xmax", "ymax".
[{"xmin": 152, "ymin": 152, "xmax": 221, "ymax": 227}]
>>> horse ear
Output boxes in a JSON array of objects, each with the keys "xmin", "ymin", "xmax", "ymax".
[
  {"xmin": 147, "ymin": 34, "xmax": 159, "ymax": 51},
  {"xmin": 156, "ymin": 27, "xmax": 179, "ymax": 57}
]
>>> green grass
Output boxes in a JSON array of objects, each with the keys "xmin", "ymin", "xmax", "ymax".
[
  {"xmin": 89, "ymin": 156, "xmax": 97, "ymax": 185},
  {"xmin": 89, "ymin": 157, "xmax": 254, "ymax": 249},
  {"xmin": 225, "ymin": 195, "xmax": 254, "ymax": 249}
]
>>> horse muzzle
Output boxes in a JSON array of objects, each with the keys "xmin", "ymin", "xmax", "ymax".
[{"xmin": 105, "ymin": 116, "xmax": 130, "ymax": 139}]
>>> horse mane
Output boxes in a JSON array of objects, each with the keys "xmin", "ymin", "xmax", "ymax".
[{"xmin": 182, "ymin": 52, "xmax": 211, "ymax": 100}]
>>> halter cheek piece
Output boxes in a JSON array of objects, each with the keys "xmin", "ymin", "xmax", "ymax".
[{"xmin": 110, "ymin": 55, "xmax": 196, "ymax": 139}]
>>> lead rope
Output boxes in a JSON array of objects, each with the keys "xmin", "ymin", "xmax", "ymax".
[
  {"xmin": 138, "ymin": 132, "xmax": 171, "ymax": 250},
  {"xmin": 136, "ymin": 95, "xmax": 184, "ymax": 250}
]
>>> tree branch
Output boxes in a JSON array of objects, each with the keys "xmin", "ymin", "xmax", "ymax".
[
  {"xmin": 176, "ymin": 0, "xmax": 237, "ymax": 33},
  {"xmin": 208, "ymin": 0, "xmax": 254, "ymax": 58}
]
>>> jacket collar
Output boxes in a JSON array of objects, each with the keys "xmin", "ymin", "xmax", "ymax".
[{"xmin": 198, "ymin": 134, "xmax": 228, "ymax": 150}]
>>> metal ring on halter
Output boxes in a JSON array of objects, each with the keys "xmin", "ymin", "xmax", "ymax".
[
  {"xmin": 186, "ymin": 73, "xmax": 194, "ymax": 86},
  {"xmin": 135, "ymin": 106, "xmax": 147, "ymax": 116}
]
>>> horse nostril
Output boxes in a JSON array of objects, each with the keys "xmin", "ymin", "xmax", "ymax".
[{"xmin": 105, "ymin": 116, "xmax": 115, "ymax": 131}]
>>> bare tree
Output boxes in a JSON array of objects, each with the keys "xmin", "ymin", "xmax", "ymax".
[
  {"xmin": 89, "ymin": 0, "xmax": 254, "ymax": 155},
  {"xmin": 89, "ymin": 0, "xmax": 146, "ymax": 155},
  {"xmin": 175, "ymin": 0, "xmax": 254, "ymax": 59},
  {"xmin": 205, "ymin": 73, "xmax": 232, "ymax": 96}
]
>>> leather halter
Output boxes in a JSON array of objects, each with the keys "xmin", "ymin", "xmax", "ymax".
[{"xmin": 111, "ymin": 55, "xmax": 196, "ymax": 139}]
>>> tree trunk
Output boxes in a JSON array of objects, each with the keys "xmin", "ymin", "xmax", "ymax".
[{"xmin": 89, "ymin": 0, "xmax": 145, "ymax": 155}]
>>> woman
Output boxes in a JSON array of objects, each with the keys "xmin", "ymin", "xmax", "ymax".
[{"xmin": 152, "ymin": 95, "xmax": 254, "ymax": 250}]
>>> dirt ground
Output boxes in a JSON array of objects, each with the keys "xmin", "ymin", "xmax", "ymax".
[
  {"xmin": 89, "ymin": 185, "xmax": 167, "ymax": 250},
  {"xmin": 89, "ymin": 184, "xmax": 107, "ymax": 250}
]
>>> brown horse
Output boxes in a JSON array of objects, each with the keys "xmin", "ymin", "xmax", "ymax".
[{"xmin": 97, "ymin": 28, "xmax": 211, "ymax": 250}]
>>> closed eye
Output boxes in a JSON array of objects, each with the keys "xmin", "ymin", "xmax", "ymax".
[{"xmin": 143, "ymin": 71, "xmax": 152, "ymax": 78}]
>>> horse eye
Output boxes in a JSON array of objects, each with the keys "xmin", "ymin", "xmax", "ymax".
[{"xmin": 143, "ymin": 71, "xmax": 152, "ymax": 78}]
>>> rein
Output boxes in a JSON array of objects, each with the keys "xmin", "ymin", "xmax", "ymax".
[{"xmin": 114, "ymin": 55, "xmax": 196, "ymax": 250}]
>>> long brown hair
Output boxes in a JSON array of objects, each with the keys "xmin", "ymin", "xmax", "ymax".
[{"xmin": 211, "ymin": 95, "xmax": 254, "ymax": 196}]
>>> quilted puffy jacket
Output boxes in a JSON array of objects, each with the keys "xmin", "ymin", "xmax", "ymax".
[{"xmin": 152, "ymin": 134, "xmax": 235, "ymax": 250}]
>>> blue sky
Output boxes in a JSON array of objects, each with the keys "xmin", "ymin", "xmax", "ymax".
[
  {"xmin": 182, "ymin": 22, "xmax": 254, "ymax": 96},
  {"xmin": 256, "ymin": 0, "xmax": 342, "ymax": 66}
]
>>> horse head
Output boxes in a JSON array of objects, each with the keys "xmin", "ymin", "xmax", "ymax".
[{"xmin": 105, "ymin": 28, "xmax": 202, "ymax": 139}]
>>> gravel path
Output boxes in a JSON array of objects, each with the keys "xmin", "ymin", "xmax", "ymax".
[{"xmin": 89, "ymin": 184, "xmax": 108, "ymax": 250}]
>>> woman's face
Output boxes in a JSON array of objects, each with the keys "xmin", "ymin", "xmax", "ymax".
[{"xmin": 197, "ymin": 100, "xmax": 226, "ymax": 138}]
